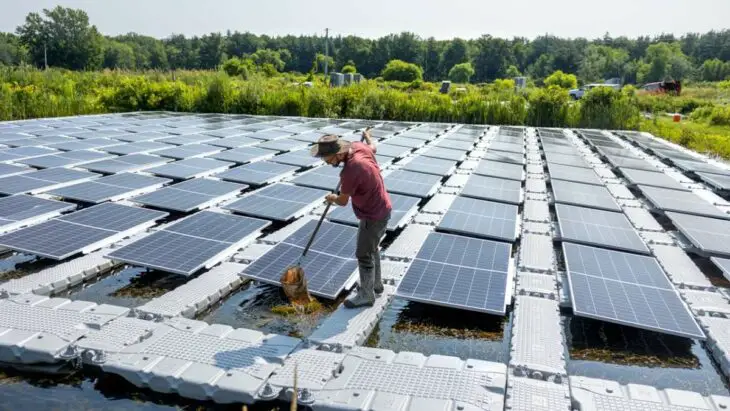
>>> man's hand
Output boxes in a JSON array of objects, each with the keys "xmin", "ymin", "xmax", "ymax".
[
  {"xmin": 325, "ymin": 193, "xmax": 338, "ymax": 204},
  {"xmin": 325, "ymin": 192, "xmax": 350, "ymax": 206},
  {"xmin": 362, "ymin": 128, "xmax": 376, "ymax": 152}
]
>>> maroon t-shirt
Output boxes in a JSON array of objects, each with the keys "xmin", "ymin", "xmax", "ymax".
[{"xmin": 340, "ymin": 142, "xmax": 392, "ymax": 221}]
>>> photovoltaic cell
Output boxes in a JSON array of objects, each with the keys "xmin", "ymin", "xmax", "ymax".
[
  {"xmin": 103, "ymin": 141, "xmax": 173, "ymax": 155},
  {"xmin": 0, "ymin": 167, "xmax": 99, "ymax": 195},
  {"xmin": 107, "ymin": 211, "xmax": 270, "ymax": 275},
  {"xmin": 291, "ymin": 166, "xmax": 341, "ymax": 190},
  {"xmin": 18, "ymin": 150, "xmax": 116, "ymax": 169},
  {"xmin": 132, "ymin": 178, "xmax": 244, "ymax": 212},
  {"xmin": 224, "ymin": 183, "xmax": 327, "ymax": 221},
  {"xmin": 489, "ymin": 141, "xmax": 524, "ymax": 154},
  {"xmin": 474, "ymin": 160, "xmax": 524, "ymax": 181},
  {"xmin": 564, "ymin": 242, "xmax": 704, "ymax": 339},
  {"xmin": 327, "ymin": 193, "xmax": 420, "ymax": 231},
  {"xmin": 206, "ymin": 135, "xmax": 261, "ymax": 149},
  {"xmin": 114, "ymin": 131, "xmax": 172, "ymax": 142},
  {"xmin": 375, "ymin": 143, "xmax": 412, "ymax": 158},
  {"xmin": 666, "ymin": 212, "xmax": 730, "ymax": 258},
  {"xmin": 155, "ymin": 144, "xmax": 221, "ymax": 160},
  {"xmin": 216, "ymin": 161, "xmax": 298, "ymax": 185},
  {"xmin": 420, "ymin": 146, "xmax": 466, "ymax": 162},
  {"xmin": 0, "ymin": 194, "xmax": 76, "ymax": 234},
  {"xmin": 158, "ymin": 134, "xmax": 218, "ymax": 145},
  {"xmin": 49, "ymin": 173, "xmax": 170, "ymax": 203},
  {"xmin": 541, "ymin": 143, "xmax": 577, "ymax": 155},
  {"xmin": 671, "ymin": 159, "xmax": 730, "ymax": 176},
  {"xmin": 246, "ymin": 129, "xmax": 293, "ymax": 141},
  {"xmin": 0, "ymin": 203, "xmax": 166, "ymax": 259},
  {"xmin": 437, "ymin": 196, "xmax": 518, "ymax": 242},
  {"xmin": 603, "ymin": 154, "xmax": 656, "ymax": 171},
  {"xmin": 243, "ymin": 220, "xmax": 359, "ymax": 298},
  {"xmin": 550, "ymin": 179, "xmax": 621, "ymax": 212},
  {"xmin": 0, "ymin": 163, "xmax": 31, "ymax": 178},
  {"xmin": 555, "ymin": 203, "xmax": 649, "ymax": 254},
  {"xmin": 81, "ymin": 153, "xmax": 170, "ymax": 174},
  {"xmin": 146, "ymin": 157, "xmax": 233, "ymax": 180},
  {"xmin": 547, "ymin": 163, "xmax": 603, "ymax": 186},
  {"xmin": 384, "ymin": 136, "xmax": 425, "ymax": 149},
  {"xmin": 543, "ymin": 152, "xmax": 589, "ymax": 168},
  {"xmin": 270, "ymin": 150, "xmax": 322, "ymax": 168},
  {"xmin": 0, "ymin": 146, "xmax": 59, "ymax": 162},
  {"xmin": 619, "ymin": 167, "xmax": 690, "ymax": 192},
  {"xmin": 397, "ymin": 232, "xmax": 512, "ymax": 315},
  {"xmin": 434, "ymin": 139, "xmax": 474, "ymax": 151},
  {"xmin": 203, "ymin": 127, "xmax": 248, "ymax": 138},
  {"xmin": 289, "ymin": 131, "xmax": 328, "ymax": 143},
  {"xmin": 47, "ymin": 138, "xmax": 122, "ymax": 152},
  {"xmin": 637, "ymin": 185, "xmax": 730, "ymax": 220},
  {"xmin": 384, "ymin": 169, "xmax": 441, "ymax": 198},
  {"xmin": 207, "ymin": 146, "xmax": 277, "ymax": 164},
  {"xmin": 697, "ymin": 172, "xmax": 730, "ymax": 191},
  {"xmin": 482, "ymin": 150, "xmax": 524, "ymax": 165},
  {"xmin": 460, "ymin": 175, "xmax": 522, "ymax": 205},
  {"xmin": 401, "ymin": 156, "xmax": 456, "ymax": 176}
]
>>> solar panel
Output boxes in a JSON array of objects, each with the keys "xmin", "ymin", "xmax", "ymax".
[
  {"xmin": 671, "ymin": 159, "xmax": 730, "ymax": 176},
  {"xmin": 543, "ymin": 152, "xmax": 589, "ymax": 168},
  {"xmin": 384, "ymin": 136, "xmax": 425, "ymax": 149},
  {"xmin": 696, "ymin": 172, "xmax": 730, "ymax": 191},
  {"xmin": 207, "ymin": 146, "xmax": 277, "ymax": 164},
  {"xmin": 81, "ymin": 154, "xmax": 170, "ymax": 174},
  {"xmin": 270, "ymin": 150, "xmax": 322, "ymax": 168},
  {"xmin": 327, "ymin": 193, "xmax": 419, "ymax": 231},
  {"xmin": 482, "ymin": 151, "xmax": 524, "ymax": 165},
  {"xmin": 652, "ymin": 148, "xmax": 698, "ymax": 162},
  {"xmin": 421, "ymin": 146, "xmax": 466, "ymax": 162},
  {"xmin": 0, "ymin": 167, "xmax": 100, "ymax": 195},
  {"xmin": 289, "ymin": 131, "xmax": 328, "ymax": 143},
  {"xmin": 396, "ymin": 232, "xmax": 512, "ymax": 315},
  {"xmin": 603, "ymin": 154, "xmax": 656, "ymax": 171},
  {"xmin": 203, "ymin": 127, "xmax": 248, "ymax": 138},
  {"xmin": 398, "ymin": 130, "xmax": 436, "ymax": 141},
  {"xmin": 555, "ymin": 203, "xmax": 649, "ymax": 254},
  {"xmin": 103, "ymin": 141, "xmax": 173, "ymax": 155},
  {"xmin": 146, "ymin": 158, "xmax": 233, "ymax": 180},
  {"xmin": 158, "ymin": 134, "xmax": 218, "ymax": 145},
  {"xmin": 619, "ymin": 168, "xmax": 689, "ymax": 191},
  {"xmin": 401, "ymin": 156, "xmax": 456, "ymax": 176},
  {"xmin": 474, "ymin": 160, "xmax": 524, "ymax": 181},
  {"xmin": 489, "ymin": 141, "xmax": 524, "ymax": 154},
  {"xmin": 636, "ymin": 185, "xmax": 730, "ymax": 220},
  {"xmin": 0, "ymin": 194, "xmax": 76, "ymax": 234},
  {"xmin": 460, "ymin": 175, "xmax": 522, "ymax": 205},
  {"xmin": 18, "ymin": 150, "xmax": 116, "ymax": 168},
  {"xmin": 206, "ymin": 135, "xmax": 261, "ymax": 149},
  {"xmin": 563, "ymin": 242, "xmax": 704, "ymax": 339},
  {"xmin": 291, "ymin": 166, "xmax": 341, "ymax": 189},
  {"xmin": 436, "ymin": 196, "xmax": 518, "ymax": 242},
  {"xmin": 384, "ymin": 169, "xmax": 441, "ymax": 198},
  {"xmin": 434, "ymin": 139, "xmax": 474, "ymax": 150},
  {"xmin": 107, "ymin": 211, "xmax": 270, "ymax": 275},
  {"xmin": 317, "ymin": 126, "xmax": 355, "ymax": 137},
  {"xmin": 593, "ymin": 146, "xmax": 638, "ymax": 158},
  {"xmin": 114, "ymin": 131, "xmax": 172, "ymax": 142},
  {"xmin": 132, "ymin": 178, "xmax": 245, "ymax": 213},
  {"xmin": 0, "ymin": 146, "xmax": 59, "ymax": 162},
  {"xmin": 666, "ymin": 212, "xmax": 730, "ymax": 258},
  {"xmin": 3, "ymin": 136, "xmax": 75, "ymax": 147},
  {"xmin": 254, "ymin": 138, "xmax": 308, "ymax": 153},
  {"xmin": 547, "ymin": 163, "xmax": 603, "ymax": 186},
  {"xmin": 246, "ymin": 129, "xmax": 293, "ymax": 141},
  {"xmin": 49, "ymin": 173, "xmax": 170, "ymax": 203},
  {"xmin": 712, "ymin": 257, "xmax": 730, "ymax": 279},
  {"xmin": 0, "ymin": 163, "xmax": 31, "ymax": 178},
  {"xmin": 155, "ymin": 144, "xmax": 221, "ymax": 160},
  {"xmin": 551, "ymin": 180, "xmax": 621, "ymax": 212},
  {"xmin": 375, "ymin": 143, "xmax": 412, "ymax": 158},
  {"xmin": 541, "ymin": 143, "xmax": 577, "ymax": 154},
  {"xmin": 224, "ymin": 183, "xmax": 327, "ymax": 221},
  {"xmin": 243, "ymin": 220, "xmax": 359, "ymax": 298},
  {"xmin": 0, "ymin": 203, "xmax": 166, "ymax": 259},
  {"xmin": 216, "ymin": 161, "xmax": 298, "ymax": 186},
  {"xmin": 47, "ymin": 138, "xmax": 121, "ymax": 152}
]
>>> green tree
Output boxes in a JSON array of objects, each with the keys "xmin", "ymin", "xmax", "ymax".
[
  {"xmin": 382, "ymin": 59, "xmax": 423, "ymax": 82},
  {"xmin": 701, "ymin": 58, "xmax": 730, "ymax": 81},
  {"xmin": 544, "ymin": 70, "xmax": 577, "ymax": 89},
  {"xmin": 341, "ymin": 63, "xmax": 356, "ymax": 73},
  {"xmin": 250, "ymin": 49, "xmax": 286, "ymax": 71},
  {"xmin": 423, "ymin": 37, "xmax": 445, "ymax": 80},
  {"xmin": 472, "ymin": 35, "xmax": 515, "ymax": 81},
  {"xmin": 198, "ymin": 33, "xmax": 226, "ymax": 69},
  {"xmin": 638, "ymin": 42, "xmax": 692, "ymax": 83},
  {"xmin": 221, "ymin": 57, "xmax": 250, "ymax": 78},
  {"xmin": 578, "ymin": 45, "xmax": 629, "ymax": 82},
  {"xmin": 440, "ymin": 38, "xmax": 469, "ymax": 77},
  {"xmin": 0, "ymin": 33, "xmax": 28, "ymax": 65},
  {"xmin": 16, "ymin": 6, "xmax": 103, "ymax": 69},
  {"xmin": 448, "ymin": 62, "xmax": 475, "ymax": 83},
  {"xmin": 527, "ymin": 54, "xmax": 555, "ymax": 81},
  {"xmin": 505, "ymin": 65, "xmax": 522, "ymax": 78},
  {"xmin": 312, "ymin": 52, "xmax": 334, "ymax": 73},
  {"xmin": 103, "ymin": 41, "xmax": 136, "ymax": 69}
]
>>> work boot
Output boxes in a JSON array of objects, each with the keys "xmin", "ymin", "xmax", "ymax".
[
  {"xmin": 374, "ymin": 283, "xmax": 384, "ymax": 295},
  {"xmin": 344, "ymin": 291, "xmax": 375, "ymax": 308}
]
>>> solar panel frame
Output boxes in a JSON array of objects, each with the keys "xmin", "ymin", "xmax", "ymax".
[
  {"xmin": 384, "ymin": 169, "xmax": 441, "ymax": 198},
  {"xmin": 216, "ymin": 161, "xmax": 298, "ymax": 186},
  {"xmin": 555, "ymin": 203, "xmax": 650, "ymax": 254},
  {"xmin": 242, "ymin": 220, "xmax": 359, "ymax": 298},
  {"xmin": 396, "ymin": 232, "xmax": 512, "ymax": 315},
  {"xmin": 224, "ymin": 183, "xmax": 328, "ymax": 221},
  {"xmin": 666, "ymin": 211, "xmax": 730, "ymax": 258},
  {"xmin": 637, "ymin": 185, "xmax": 730, "ymax": 220},
  {"xmin": 460, "ymin": 175, "xmax": 523, "ymax": 205},
  {"xmin": 436, "ymin": 196, "xmax": 519, "ymax": 242},
  {"xmin": 327, "ymin": 193, "xmax": 420, "ymax": 231},
  {"xmin": 563, "ymin": 242, "xmax": 704, "ymax": 339},
  {"xmin": 712, "ymin": 257, "xmax": 730, "ymax": 280},
  {"xmin": 106, "ymin": 211, "xmax": 270, "ymax": 275},
  {"xmin": 550, "ymin": 179, "xmax": 622, "ymax": 212}
]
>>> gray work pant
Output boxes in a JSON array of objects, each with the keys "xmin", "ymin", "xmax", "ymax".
[{"xmin": 355, "ymin": 212, "xmax": 390, "ymax": 300}]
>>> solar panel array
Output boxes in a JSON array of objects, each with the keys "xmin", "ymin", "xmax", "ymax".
[
  {"xmin": 107, "ymin": 211, "xmax": 270, "ymax": 275},
  {"xmin": 224, "ymin": 183, "xmax": 327, "ymax": 221}
]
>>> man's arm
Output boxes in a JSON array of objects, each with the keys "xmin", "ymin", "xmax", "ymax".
[
  {"xmin": 326, "ymin": 192, "xmax": 350, "ymax": 206},
  {"xmin": 362, "ymin": 128, "xmax": 376, "ymax": 153}
]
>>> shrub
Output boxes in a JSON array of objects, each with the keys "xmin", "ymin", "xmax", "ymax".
[
  {"xmin": 544, "ymin": 70, "xmax": 578, "ymax": 89},
  {"xmin": 341, "ymin": 64, "xmax": 356, "ymax": 74},
  {"xmin": 382, "ymin": 59, "xmax": 423, "ymax": 82},
  {"xmin": 527, "ymin": 86, "xmax": 571, "ymax": 127},
  {"xmin": 578, "ymin": 86, "xmax": 640, "ymax": 129},
  {"xmin": 448, "ymin": 62, "xmax": 475, "ymax": 83},
  {"xmin": 221, "ymin": 57, "xmax": 250, "ymax": 79},
  {"xmin": 690, "ymin": 105, "xmax": 730, "ymax": 126}
]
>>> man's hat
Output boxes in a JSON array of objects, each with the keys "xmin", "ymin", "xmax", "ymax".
[{"xmin": 310, "ymin": 135, "xmax": 351, "ymax": 157}]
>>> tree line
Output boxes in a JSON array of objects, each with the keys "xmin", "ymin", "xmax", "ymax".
[{"xmin": 2, "ymin": 6, "xmax": 730, "ymax": 84}]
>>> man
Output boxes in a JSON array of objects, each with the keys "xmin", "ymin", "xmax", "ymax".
[{"xmin": 310, "ymin": 130, "xmax": 392, "ymax": 308}]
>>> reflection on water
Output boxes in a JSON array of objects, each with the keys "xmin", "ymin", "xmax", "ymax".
[
  {"xmin": 0, "ymin": 253, "xmax": 55, "ymax": 281},
  {"xmin": 199, "ymin": 282, "xmax": 341, "ymax": 339},
  {"xmin": 366, "ymin": 298, "xmax": 511, "ymax": 363},
  {"xmin": 566, "ymin": 315, "xmax": 730, "ymax": 395},
  {"xmin": 0, "ymin": 366, "xmax": 286, "ymax": 410},
  {"xmin": 57, "ymin": 266, "xmax": 189, "ymax": 308}
]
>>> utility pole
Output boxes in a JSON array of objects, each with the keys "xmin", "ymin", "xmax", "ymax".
[{"xmin": 324, "ymin": 28, "xmax": 329, "ymax": 78}]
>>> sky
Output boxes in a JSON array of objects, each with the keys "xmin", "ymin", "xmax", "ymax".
[{"xmin": 1, "ymin": 0, "xmax": 728, "ymax": 40}]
